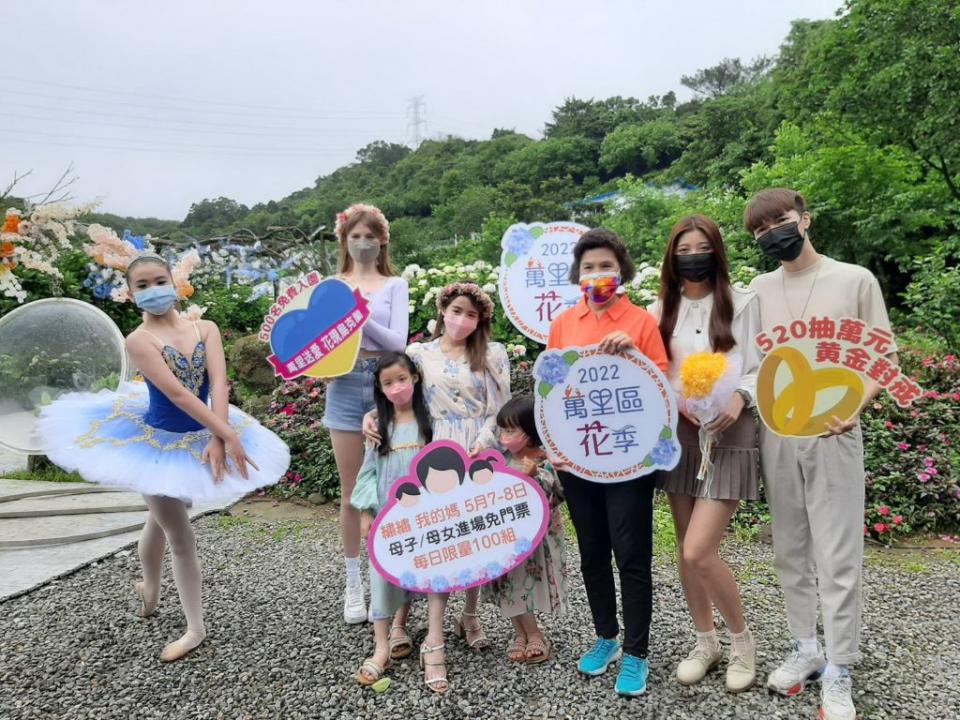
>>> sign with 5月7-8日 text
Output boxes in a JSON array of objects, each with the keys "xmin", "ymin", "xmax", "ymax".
[{"xmin": 368, "ymin": 442, "xmax": 550, "ymax": 593}]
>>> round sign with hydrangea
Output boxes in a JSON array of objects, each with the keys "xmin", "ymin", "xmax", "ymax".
[
  {"xmin": 498, "ymin": 221, "xmax": 590, "ymax": 344},
  {"xmin": 533, "ymin": 345, "xmax": 680, "ymax": 482}
]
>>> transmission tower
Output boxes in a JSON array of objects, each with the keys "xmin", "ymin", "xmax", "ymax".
[{"xmin": 407, "ymin": 96, "xmax": 426, "ymax": 147}]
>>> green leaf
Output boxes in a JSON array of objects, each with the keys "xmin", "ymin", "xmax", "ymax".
[
  {"xmin": 659, "ymin": 425, "xmax": 673, "ymax": 440},
  {"xmin": 530, "ymin": 227, "xmax": 544, "ymax": 239},
  {"xmin": 504, "ymin": 252, "xmax": 518, "ymax": 267},
  {"xmin": 371, "ymin": 677, "xmax": 391, "ymax": 693},
  {"xmin": 537, "ymin": 381, "xmax": 552, "ymax": 398},
  {"xmin": 562, "ymin": 350, "xmax": 580, "ymax": 365},
  {"xmin": 642, "ymin": 455, "xmax": 653, "ymax": 466}
]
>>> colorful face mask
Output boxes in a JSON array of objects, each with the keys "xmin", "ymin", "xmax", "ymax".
[
  {"xmin": 133, "ymin": 285, "xmax": 177, "ymax": 315},
  {"xmin": 579, "ymin": 272, "xmax": 621, "ymax": 304},
  {"xmin": 383, "ymin": 382, "xmax": 414, "ymax": 407},
  {"xmin": 443, "ymin": 313, "xmax": 478, "ymax": 341}
]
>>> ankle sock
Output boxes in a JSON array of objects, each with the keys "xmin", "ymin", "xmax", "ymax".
[
  {"xmin": 345, "ymin": 556, "xmax": 361, "ymax": 585},
  {"xmin": 728, "ymin": 626, "xmax": 753, "ymax": 653},
  {"xmin": 797, "ymin": 637, "xmax": 820, "ymax": 657},
  {"xmin": 823, "ymin": 662, "xmax": 848, "ymax": 680},
  {"xmin": 696, "ymin": 628, "xmax": 720, "ymax": 651}
]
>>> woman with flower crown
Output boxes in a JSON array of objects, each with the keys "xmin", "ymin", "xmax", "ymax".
[
  {"xmin": 36, "ymin": 240, "xmax": 289, "ymax": 663},
  {"xmin": 363, "ymin": 281, "xmax": 511, "ymax": 693}
]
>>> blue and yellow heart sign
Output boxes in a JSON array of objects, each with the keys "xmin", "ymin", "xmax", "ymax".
[{"xmin": 259, "ymin": 272, "xmax": 370, "ymax": 380}]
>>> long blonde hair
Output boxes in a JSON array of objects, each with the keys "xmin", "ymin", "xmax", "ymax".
[{"xmin": 335, "ymin": 204, "xmax": 395, "ymax": 276}]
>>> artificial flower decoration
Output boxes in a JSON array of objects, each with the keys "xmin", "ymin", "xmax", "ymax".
[{"xmin": 678, "ymin": 351, "xmax": 742, "ymax": 496}]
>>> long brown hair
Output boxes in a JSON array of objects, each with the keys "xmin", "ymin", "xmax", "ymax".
[
  {"xmin": 336, "ymin": 205, "xmax": 396, "ymax": 277},
  {"xmin": 431, "ymin": 283, "xmax": 493, "ymax": 373},
  {"xmin": 657, "ymin": 215, "xmax": 736, "ymax": 360}
]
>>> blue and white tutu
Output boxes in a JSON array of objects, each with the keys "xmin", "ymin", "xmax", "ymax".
[{"xmin": 36, "ymin": 380, "xmax": 290, "ymax": 503}]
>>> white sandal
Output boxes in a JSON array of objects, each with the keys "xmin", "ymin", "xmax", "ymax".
[
  {"xmin": 419, "ymin": 642, "xmax": 449, "ymax": 693},
  {"xmin": 453, "ymin": 610, "xmax": 490, "ymax": 650}
]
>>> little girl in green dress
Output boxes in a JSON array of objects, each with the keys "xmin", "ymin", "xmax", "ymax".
[
  {"xmin": 483, "ymin": 395, "xmax": 570, "ymax": 663},
  {"xmin": 351, "ymin": 352, "xmax": 433, "ymax": 686}
]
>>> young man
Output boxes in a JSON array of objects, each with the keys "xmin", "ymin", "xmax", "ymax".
[{"xmin": 745, "ymin": 189, "xmax": 897, "ymax": 720}]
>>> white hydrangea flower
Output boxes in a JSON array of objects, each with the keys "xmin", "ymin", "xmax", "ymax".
[
  {"xmin": 427, "ymin": 319, "xmax": 437, "ymax": 334},
  {"xmin": 482, "ymin": 283, "xmax": 496, "ymax": 294}
]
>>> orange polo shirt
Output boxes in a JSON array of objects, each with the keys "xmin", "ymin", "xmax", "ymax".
[{"xmin": 547, "ymin": 294, "xmax": 668, "ymax": 371}]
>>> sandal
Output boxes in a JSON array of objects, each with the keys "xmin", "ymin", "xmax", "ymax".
[
  {"xmin": 419, "ymin": 642, "xmax": 449, "ymax": 693},
  {"xmin": 389, "ymin": 624, "xmax": 413, "ymax": 660},
  {"xmin": 355, "ymin": 656, "xmax": 392, "ymax": 686},
  {"xmin": 453, "ymin": 610, "xmax": 490, "ymax": 650},
  {"xmin": 524, "ymin": 634, "xmax": 552, "ymax": 664},
  {"xmin": 507, "ymin": 635, "xmax": 528, "ymax": 662}
]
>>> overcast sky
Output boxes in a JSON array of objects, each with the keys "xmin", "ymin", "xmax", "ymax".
[{"xmin": 2, "ymin": 0, "xmax": 842, "ymax": 220}]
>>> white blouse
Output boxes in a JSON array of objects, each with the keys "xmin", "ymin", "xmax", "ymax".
[{"xmin": 648, "ymin": 287, "xmax": 761, "ymax": 406}]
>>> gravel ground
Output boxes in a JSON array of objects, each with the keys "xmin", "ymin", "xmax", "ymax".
[{"xmin": 1, "ymin": 505, "xmax": 957, "ymax": 720}]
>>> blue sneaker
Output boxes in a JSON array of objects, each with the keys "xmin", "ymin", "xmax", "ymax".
[
  {"xmin": 615, "ymin": 654, "xmax": 649, "ymax": 697},
  {"xmin": 578, "ymin": 637, "xmax": 622, "ymax": 676}
]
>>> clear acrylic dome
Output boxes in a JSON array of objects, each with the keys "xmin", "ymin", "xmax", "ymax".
[{"xmin": 0, "ymin": 298, "xmax": 130, "ymax": 454}]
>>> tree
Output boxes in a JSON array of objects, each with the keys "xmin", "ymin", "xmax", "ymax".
[
  {"xmin": 181, "ymin": 197, "xmax": 250, "ymax": 235},
  {"xmin": 599, "ymin": 119, "xmax": 683, "ymax": 176},
  {"xmin": 813, "ymin": 0, "xmax": 960, "ymax": 201},
  {"xmin": 544, "ymin": 97, "xmax": 661, "ymax": 143},
  {"xmin": 355, "ymin": 141, "xmax": 411, "ymax": 167},
  {"xmin": 681, "ymin": 57, "xmax": 773, "ymax": 98}
]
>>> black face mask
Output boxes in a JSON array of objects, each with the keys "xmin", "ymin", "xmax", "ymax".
[
  {"xmin": 758, "ymin": 221, "xmax": 805, "ymax": 261},
  {"xmin": 675, "ymin": 252, "xmax": 717, "ymax": 282}
]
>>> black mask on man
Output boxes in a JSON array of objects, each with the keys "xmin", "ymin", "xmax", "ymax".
[
  {"xmin": 757, "ymin": 222, "xmax": 805, "ymax": 261},
  {"xmin": 675, "ymin": 252, "xmax": 717, "ymax": 282}
]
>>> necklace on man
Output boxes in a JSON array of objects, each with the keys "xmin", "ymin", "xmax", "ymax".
[{"xmin": 782, "ymin": 260, "xmax": 823, "ymax": 320}]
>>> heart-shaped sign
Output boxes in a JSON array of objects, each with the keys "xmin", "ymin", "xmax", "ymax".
[{"xmin": 265, "ymin": 276, "xmax": 369, "ymax": 379}]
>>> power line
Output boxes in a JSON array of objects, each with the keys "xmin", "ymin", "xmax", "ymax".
[
  {"xmin": 0, "ymin": 76, "xmax": 405, "ymax": 118},
  {"xmin": 0, "ymin": 110, "xmax": 404, "ymax": 140}
]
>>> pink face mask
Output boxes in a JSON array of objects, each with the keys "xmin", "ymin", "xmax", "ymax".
[
  {"xmin": 500, "ymin": 430, "xmax": 529, "ymax": 454},
  {"xmin": 383, "ymin": 383, "xmax": 414, "ymax": 407},
  {"xmin": 443, "ymin": 313, "xmax": 478, "ymax": 341}
]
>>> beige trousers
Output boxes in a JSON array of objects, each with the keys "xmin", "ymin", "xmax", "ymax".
[{"xmin": 760, "ymin": 425, "xmax": 865, "ymax": 665}]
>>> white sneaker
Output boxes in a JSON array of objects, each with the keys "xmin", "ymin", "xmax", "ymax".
[
  {"xmin": 343, "ymin": 580, "xmax": 367, "ymax": 624},
  {"xmin": 820, "ymin": 668, "xmax": 856, "ymax": 720},
  {"xmin": 725, "ymin": 630, "xmax": 756, "ymax": 693},
  {"xmin": 676, "ymin": 642, "xmax": 722, "ymax": 685},
  {"xmin": 767, "ymin": 642, "xmax": 826, "ymax": 696}
]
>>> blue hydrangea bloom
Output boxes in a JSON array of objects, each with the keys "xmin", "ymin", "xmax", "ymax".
[
  {"xmin": 651, "ymin": 439, "xmax": 678, "ymax": 465},
  {"xmin": 457, "ymin": 569, "xmax": 474, "ymax": 586},
  {"xmin": 485, "ymin": 562, "xmax": 504, "ymax": 579},
  {"xmin": 122, "ymin": 229, "xmax": 146, "ymax": 251},
  {"xmin": 537, "ymin": 352, "xmax": 570, "ymax": 386},
  {"xmin": 515, "ymin": 537, "xmax": 532, "ymax": 554},
  {"xmin": 400, "ymin": 571, "xmax": 418, "ymax": 587},
  {"xmin": 430, "ymin": 576, "xmax": 449, "ymax": 592},
  {"xmin": 505, "ymin": 226, "xmax": 535, "ymax": 257}
]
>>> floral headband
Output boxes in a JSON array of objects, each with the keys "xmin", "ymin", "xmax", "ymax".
[
  {"xmin": 334, "ymin": 203, "xmax": 390, "ymax": 242},
  {"xmin": 436, "ymin": 282, "xmax": 494, "ymax": 322},
  {"xmin": 84, "ymin": 224, "xmax": 202, "ymax": 306}
]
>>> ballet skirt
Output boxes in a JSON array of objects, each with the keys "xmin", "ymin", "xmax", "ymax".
[{"xmin": 36, "ymin": 331, "xmax": 290, "ymax": 503}]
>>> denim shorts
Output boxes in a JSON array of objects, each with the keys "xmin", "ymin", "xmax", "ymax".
[{"xmin": 321, "ymin": 357, "xmax": 378, "ymax": 432}]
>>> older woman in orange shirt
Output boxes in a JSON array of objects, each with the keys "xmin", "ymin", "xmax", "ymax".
[{"xmin": 546, "ymin": 228, "xmax": 667, "ymax": 697}]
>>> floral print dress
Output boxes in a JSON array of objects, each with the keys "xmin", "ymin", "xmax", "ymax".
[
  {"xmin": 483, "ymin": 454, "xmax": 570, "ymax": 617},
  {"xmin": 406, "ymin": 339, "xmax": 511, "ymax": 452}
]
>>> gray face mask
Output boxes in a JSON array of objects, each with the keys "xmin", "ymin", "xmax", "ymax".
[{"xmin": 347, "ymin": 238, "xmax": 380, "ymax": 265}]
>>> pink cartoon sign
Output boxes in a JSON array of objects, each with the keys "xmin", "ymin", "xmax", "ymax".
[{"xmin": 368, "ymin": 441, "xmax": 550, "ymax": 593}]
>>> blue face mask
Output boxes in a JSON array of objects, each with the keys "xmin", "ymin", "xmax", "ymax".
[{"xmin": 133, "ymin": 285, "xmax": 178, "ymax": 315}]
